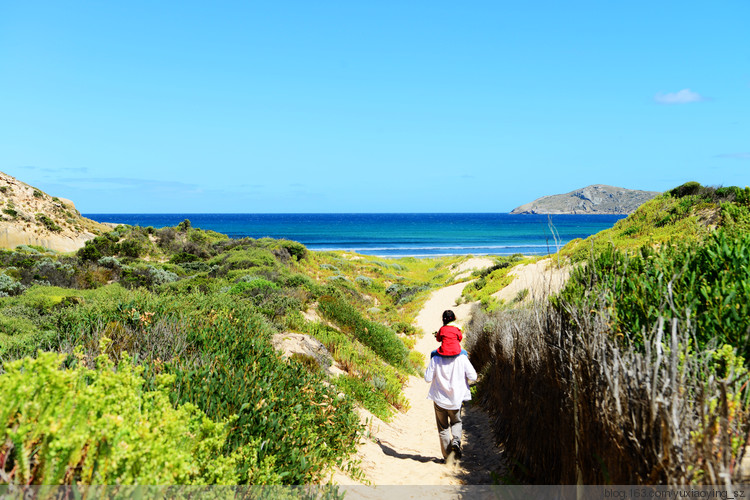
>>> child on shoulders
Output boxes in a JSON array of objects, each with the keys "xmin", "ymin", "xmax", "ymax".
[{"xmin": 432, "ymin": 309, "xmax": 467, "ymax": 358}]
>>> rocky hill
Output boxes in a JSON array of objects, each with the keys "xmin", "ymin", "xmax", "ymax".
[
  {"xmin": 0, "ymin": 171, "xmax": 111, "ymax": 252},
  {"xmin": 510, "ymin": 184, "xmax": 661, "ymax": 215}
]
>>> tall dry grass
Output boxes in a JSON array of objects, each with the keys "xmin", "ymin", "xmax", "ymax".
[{"xmin": 466, "ymin": 292, "xmax": 750, "ymax": 485}]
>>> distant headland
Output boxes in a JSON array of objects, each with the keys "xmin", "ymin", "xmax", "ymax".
[{"xmin": 510, "ymin": 184, "xmax": 661, "ymax": 215}]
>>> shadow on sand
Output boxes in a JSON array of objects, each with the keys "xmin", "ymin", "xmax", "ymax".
[
  {"xmin": 376, "ymin": 440, "xmax": 443, "ymax": 464},
  {"xmin": 451, "ymin": 402, "xmax": 508, "ymax": 485}
]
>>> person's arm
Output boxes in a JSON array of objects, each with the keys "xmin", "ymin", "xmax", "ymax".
[
  {"xmin": 463, "ymin": 356, "xmax": 478, "ymax": 383},
  {"xmin": 424, "ymin": 356, "xmax": 435, "ymax": 383}
]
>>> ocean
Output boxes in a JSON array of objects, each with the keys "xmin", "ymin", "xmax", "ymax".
[{"xmin": 83, "ymin": 213, "xmax": 626, "ymax": 258}]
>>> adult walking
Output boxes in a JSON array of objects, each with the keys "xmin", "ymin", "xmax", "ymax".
[{"xmin": 424, "ymin": 343, "xmax": 477, "ymax": 463}]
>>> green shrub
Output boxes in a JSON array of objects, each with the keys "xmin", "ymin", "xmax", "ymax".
[
  {"xmin": 212, "ymin": 247, "xmax": 277, "ymax": 275},
  {"xmin": 117, "ymin": 238, "xmax": 144, "ymax": 258},
  {"xmin": 0, "ymin": 349, "xmax": 243, "ymax": 485},
  {"xmin": 35, "ymin": 213, "xmax": 61, "ymax": 232},
  {"xmin": 0, "ymin": 313, "xmax": 53, "ymax": 360},
  {"xmin": 0, "ymin": 273, "xmax": 24, "ymax": 297},
  {"xmin": 170, "ymin": 251, "xmax": 200, "ymax": 264},
  {"xmin": 161, "ymin": 274, "xmax": 220, "ymax": 294},
  {"xmin": 355, "ymin": 276, "xmax": 373, "ymax": 288},
  {"xmin": 120, "ymin": 266, "xmax": 179, "ymax": 289},
  {"xmin": 335, "ymin": 374, "xmax": 393, "ymax": 420},
  {"xmin": 166, "ymin": 314, "xmax": 362, "ymax": 484},
  {"xmin": 670, "ymin": 181, "xmax": 702, "ymax": 198},
  {"xmin": 78, "ymin": 235, "xmax": 117, "ymax": 262},
  {"xmin": 721, "ymin": 202, "xmax": 750, "ymax": 232},
  {"xmin": 318, "ymin": 291, "xmax": 410, "ymax": 370},
  {"xmin": 278, "ymin": 240, "xmax": 307, "ymax": 261},
  {"xmin": 559, "ymin": 229, "xmax": 750, "ymax": 359},
  {"xmin": 229, "ymin": 278, "xmax": 280, "ymax": 296},
  {"xmin": 97, "ymin": 256, "xmax": 122, "ymax": 269},
  {"xmin": 284, "ymin": 273, "xmax": 318, "ymax": 293}
]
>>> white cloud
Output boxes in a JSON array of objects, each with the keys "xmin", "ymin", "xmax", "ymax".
[{"xmin": 654, "ymin": 89, "xmax": 706, "ymax": 104}]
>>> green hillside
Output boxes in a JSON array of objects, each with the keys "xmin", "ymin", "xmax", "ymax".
[
  {"xmin": 0, "ymin": 218, "xmax": 472, "ymax": 485},
  {"xmin": 560, "ymin": 182, "xmax": 750, "ymax": 260}
]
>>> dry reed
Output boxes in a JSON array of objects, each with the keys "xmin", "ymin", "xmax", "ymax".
[{"xmin": 466, "ymin": 291, "xmax": 750, "ymax": 485}]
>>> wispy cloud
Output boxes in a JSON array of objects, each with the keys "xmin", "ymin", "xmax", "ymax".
[
  {"xmin": 654, "ymin": 89, "xmax": 707, "ymax": 105},
  {"xmin": 17, "ymin": 165, "xmax": 89, "ymax": 174},
  {"xmin": 58, "ymin": 177, "xmax": 200, "ymax": 192},
  {"xmin": 715, "ymin": 152, "xmax": 750, "ymax": 160}
]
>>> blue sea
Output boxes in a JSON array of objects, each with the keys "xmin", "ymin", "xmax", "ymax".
[{"xmin": 83, "ymin": 213, "xmax": 625, "ymax": 258}]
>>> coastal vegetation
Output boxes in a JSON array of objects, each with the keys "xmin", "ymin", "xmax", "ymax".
[
  {"xmin": 5, "ymin": 175, "xmax": 749, "ymax": 486},
  {"xmin": 466, "ymin": 182, "xmax": 750, "ymax": 484},
  {"xmin": 459, "ymin": 254, "xmax": 531, "ymax": 310},
  {"xmin": 0, "ymin": 215, "xmax": 470, "ymax": 485}
]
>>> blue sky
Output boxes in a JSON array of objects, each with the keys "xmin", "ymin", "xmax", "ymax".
[{"xmin": 1, "ymin": 1, "xmax": 748, "ymax": 213}]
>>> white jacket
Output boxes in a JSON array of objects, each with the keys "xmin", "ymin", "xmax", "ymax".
[{"xmin": 424, "ymin": 354, "xmax": 478, "ymax": 410}]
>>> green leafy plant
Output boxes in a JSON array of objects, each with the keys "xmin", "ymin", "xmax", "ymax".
[
  {"xmin": 0, "ymin": 347, "xmax": 241, "ymax": 485},
  {"xmin": 318, "ymin": 290, "xmax": 411, "ymax": 370},
  {"xmin": 559, "ymin": 229, "xmax": 750, "ymax": 358}
]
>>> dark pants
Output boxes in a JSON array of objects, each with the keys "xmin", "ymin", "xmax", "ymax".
[{"xmin": 433, "ymin": 402, "xmax": 462, "ymax": 458}]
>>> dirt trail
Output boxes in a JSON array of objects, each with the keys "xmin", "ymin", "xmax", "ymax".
[{"xmin": 331, "ymin": 275, "xmax": 505, "ymax": 486}]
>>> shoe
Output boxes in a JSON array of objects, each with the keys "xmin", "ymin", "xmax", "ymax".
[{"xmin": 451, "ymin": 440, "xmax": 462, "ymax": 459}]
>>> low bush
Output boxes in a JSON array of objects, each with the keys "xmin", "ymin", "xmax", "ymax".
[
  {"xmin": 35, "ymin": 213, "xmax": 62, "ymax": 232},
  {"xmin": 20, "ymin": 257, "xmax": 76, "ymax": 288},
  {"xmin": 77, "ymin": 235, "xmax": 117, "ymax": 262},
  {"xmin": 165, "ymin": 314, "xmax": 362, "ymax": 484},
  {"xmin": 119, "ymin": 266, "xmax": 179, "ymax": 290},
  {"xmin": 318, "ymin": 291, "xmax": 410, "ymax": 370},
  {"xmin": 335, "ymin": 374, "xmax": 393, "ymax": 421},
  {"xmin": 384, "ymin": 282, "xmax": 430, "ymax": 305},
  {"xmin": 0, "ymin": 273, "xmax": 25, "ymax": 297},
  {"xmin": 211, "ymin": 247, "xmax": 277, "ymax": 276},
  {"xmin": 229, "ymin": 278, "xmax": 280, "ymax": 296},
  {"xmin": 279, "ymin": 240, "xmax": 307, "ymax": 261},
  {"xmin": 558, "ymin": 229, "xmax": 750, "ymax": 359},
  {"xmin": 117, "ymin": 237, "xmax": 145, "ymax": 258},
  {"xmin": 0, "ymin": 348, "xmax": 242, "ymax": 484},
  {"xmin": 170, "ymin": 251, "xmax": 200, "ymax": 264}
]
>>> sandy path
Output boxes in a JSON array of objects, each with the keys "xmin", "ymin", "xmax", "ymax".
[{"xmin": 332, "ymin": 278, "xmax": 505, "ymax": 487}]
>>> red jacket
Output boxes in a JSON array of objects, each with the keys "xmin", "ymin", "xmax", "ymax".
[{"xmin": 436, "ymin": 323, "xmax": 463, "ymax": 356}]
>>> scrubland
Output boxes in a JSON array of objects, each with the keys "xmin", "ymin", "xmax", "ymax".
[{"xmin": 465, "ymin": 183, "xmax": 750, "ymax": 484}]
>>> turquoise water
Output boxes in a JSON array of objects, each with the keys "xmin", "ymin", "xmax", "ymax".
[{"xmin": 84, "ymin": 213, "xmax": 625, "ymax": 258}]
